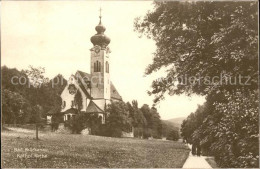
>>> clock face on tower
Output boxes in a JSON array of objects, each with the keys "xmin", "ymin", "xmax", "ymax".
[
  {"xmin": 95, "ymin": 48, "xmax": 100, "ymax": 54},
  {"xmin": 93, "ymin": 45, "xmax": 101, "ymax": 56}
]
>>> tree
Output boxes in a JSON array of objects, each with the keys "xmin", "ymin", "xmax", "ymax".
[
  {"xmin": 134, "ymin": 1, "xmax": 258, "ymax": 102},
  {"xmin": 1, "ymin": 66, "xmax": 31, "ymax": 95},
  {"xmin": 135, "ymin": 2, "xmax": 258, "ymax": 167},
  {"xmin": 127, "ymin": 100, "xmax": 148, "ymax": 138},
  {"xmin": 25, "ymin": 65, "xmax": 47, "ymax": 140},
  {"xmin": 74, "ymin": 90, "xmax": 83, "ymax": 112},
  {"xmin": 162, "ymin": 120, "xmax": 179, "ymax": 140},
  {"xmin": 211, "ymin": 90, "xmax": 259, "ymax": 167},
  {"xmin": 140, "ymin": 104, "xmax": 162, "ymax": 138},
  {"xmin": 166, "ymin": 130, "xmax": 179, "ymax": 141},
  {"xmin": 106, "ymin": 101, "xmax": 132, "ymax": 137},
  {"xmin": 42, "ymin": 74, "xmax": 67, "ymax": 114},
  {"xmin": 180, "ymin": 90, "xmax": 259, "ymax": 168},
  {"xmin": 65, "ymin": 113, "xmax": 89, "ymax": 134},
  {"xmin": 2, "ymin": 89, "xmax": 32, "ymax": 124}
]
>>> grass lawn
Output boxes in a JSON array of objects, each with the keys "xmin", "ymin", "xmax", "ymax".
[{"xmin": 1, "ymin": 127, "xmax": 190, "ymax": 168}]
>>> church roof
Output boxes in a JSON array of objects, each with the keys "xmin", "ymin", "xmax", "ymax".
[
  {"xmin": 76, "ymin": 70, "xmax": 122, "ymax": 101},
  {"xmin": 64, "ymin": 108, "xmax": 78, "ymax": 114},
  {"xmin": 110, "ymin": 82, "xmax": 122, "ymax": 100},
  {"xmin": 86, "ymin": 100, "xmax": 104, "ymax": 113}
]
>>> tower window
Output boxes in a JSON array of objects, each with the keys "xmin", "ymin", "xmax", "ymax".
[
  {"xmin": 106, "ymin": 61, "xmax": 109, "ymax": 73},
  {"xmin": 94, "ymin": 61, "xmax": 101, "ymax": 72}
]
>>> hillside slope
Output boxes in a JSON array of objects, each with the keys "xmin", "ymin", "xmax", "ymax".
[{"xmin": 165, "ymin": 117, "xmax": 186, "ymax": 129}]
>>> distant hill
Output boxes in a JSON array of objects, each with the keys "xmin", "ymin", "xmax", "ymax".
[
  {"xmin": 164, "ymin": 117, "xmax": 186, "ymax": 129},
  {"xmin": 161, "ymin": 117, "xmax": 186, "ymax": 137}
]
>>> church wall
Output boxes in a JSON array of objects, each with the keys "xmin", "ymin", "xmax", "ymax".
[
  {"xmin": 60, "ymin": 76, "xmax": 88, "ymax": 112},
  {"xmin": 103, "ymin": 49, "xmax": 111, "ymax": 100}
]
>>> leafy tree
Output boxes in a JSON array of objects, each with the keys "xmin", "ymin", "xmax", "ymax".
[
  {"xmin": 25, "ymin": 65, "xmax": 47, "ymax": 140},
  {"xmin": 140, "ymin": 104, "xmax": 162, "ymax": 138},
  {"xmin": 2, "ymin": 89, "xmax": 32, "ymax": 124},
  {"xmin": 65, "ymin": 113, "xmax": 88, "ymax": 134},
  {"xmin": 1, "ymin": 66, "xmax": 30, "ymax": 95},
  {"xmin": 106, "ymin": 101, "xmax": 132, "ymax": 137},
  {"xmin": 211, "ymin": 90, "xmax": 259, "ymax": 167},
  {"xmin": 166, "ymin": 130, "xmax": 179, "ymax": 141},
  {"xmin": 127, "ymin": 100, "xmax": 147, "ymax": 138},
  {"xmin": 74, "ymin": 90, "xmax": 83, "ymax": 112},
  {"xmin": 181, "ymin": 90, "xmax": 259, "ymax": 167},
  {"xmin": 134, "ymin": 1, "xmax": 258, "ymax": 102},
  {"xmin": 136, "ymin": 2, "xmax": 258, "ymax": 167}
]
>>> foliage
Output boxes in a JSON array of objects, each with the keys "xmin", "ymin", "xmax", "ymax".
[
  {"xmin": 87, "ymin": 113, "xmax": 103, "ymax": 135},
  {"xmin": 162, "ymin": 120, "xmax": 179, "ymax": 139},
  {"xmin": 211, "ymin": 90, "xmax": 259, "ymax": 167},
  {"xmin": 136, "ymin": 1, "xmax": 258, "ymax": 168},
  {"xmin": 127, "ymin": 100, "xmax": 147, "ymax": 138},
  {"xmin": 51, "ymin": 112, "xmax": 63, "ymax": 131},
  {"xmin": 1, "ymin": 66, "xmax": 66, "ymax": 125},
  {"xmin": 134, "ymin": 1, "xmax": 258, "ymax": 102},
  {"xmin": 166, "ymin": 130, "xmax": 179, "ymax": 141},
  {"xmin": 65, "ymin": 113, "xmax": 87, "ymax": 134},
  {"xmin": 181, "ymin": 90, "xmax": 259, "ymax": 168},
  {"xmin": 25, "ymin": 65, "xmax": 46, "ymax": 88},
  {"xmin": 1, "ymin": 66, "xmax": 30, "ymax": 95},
  {"xmin": 106, "ymin": 101, "xmax": 132, "ymax": 137},
  {"xmin": 74, "ymin": 90, "xmax": 83, "ymax": 112},
  {"xmin": 140, "ymin": 105, "xmax": 162, "ymax": 138},
  {"xmin": 2, "ymin": 89, "xmax": 32, "ymax": 124}
]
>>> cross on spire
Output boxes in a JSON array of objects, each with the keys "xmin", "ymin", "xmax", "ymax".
[{"xmin": 99, "ymin": 7, "xmax": 102, "ymax": 24}]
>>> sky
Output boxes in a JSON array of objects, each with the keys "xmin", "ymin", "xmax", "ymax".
[{"xmin": 1, "ymin": 1, "xmax": 205, "ymax": 120}]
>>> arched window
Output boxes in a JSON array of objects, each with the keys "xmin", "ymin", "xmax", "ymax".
[
  {"xmin": 94, "ymin": 62, "xmax": 97, "ymax": 72},
  {"xmin": 62, "ymin": 101, "xmax": 66, "ymax": 109},
  {"xmin": 94, "ymin": 61, "xmax": 101, "ymax": 72},
  {"xmin": 98, "ymin": 61, "xmax": 101, "ymax": 72},
  {"xmin": 106, "ymin": 61, "xmax": 109, "ymax": 73}
]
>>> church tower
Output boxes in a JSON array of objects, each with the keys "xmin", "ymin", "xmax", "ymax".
[{"xmin": 90, "ymin": 11, "xmax": 111, "ymax": 100}]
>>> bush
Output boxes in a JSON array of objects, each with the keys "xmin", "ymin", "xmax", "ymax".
[
  {"xmin": 51, "ymin": 114, "xmax": 63, "ymax": 131},
  {"xmin": 166, "ymin": 130, "xmax": 179, "ymax": 141},
  {"xmin": 65, "ymin": 114, "xmax": 87, "ymax": 134}
]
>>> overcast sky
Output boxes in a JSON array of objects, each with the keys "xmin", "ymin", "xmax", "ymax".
[{"xmin": 1, "ymin": 1, "xmax": 205, "ymax": 120}]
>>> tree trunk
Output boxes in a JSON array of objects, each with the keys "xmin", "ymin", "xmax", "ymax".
[{"xmin": 36, "ymin": 123, "xmax": 39, "ymax": 140}]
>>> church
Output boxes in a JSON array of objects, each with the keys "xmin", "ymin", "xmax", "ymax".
[{"xmin": 56, "ymin": 14, "xmax": 122, "ymax": 124}]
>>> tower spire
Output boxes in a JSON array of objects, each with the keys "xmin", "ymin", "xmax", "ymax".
[
  {"xmin": 90, "ymin": 7, "xmax": 110, "ymax": 49},
  {"xmin": 99, "ymin": 7, "xmax": 102, "ymax": 24}
]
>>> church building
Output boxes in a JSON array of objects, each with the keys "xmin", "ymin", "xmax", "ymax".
[{"xmin": 59, "ymin": 14, "xmax": 122, "ymax": 124}]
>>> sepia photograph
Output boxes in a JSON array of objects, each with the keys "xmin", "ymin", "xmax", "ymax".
[{"xmin": 1, "ymin": 0, "xmax": 259, "ymax": 168}]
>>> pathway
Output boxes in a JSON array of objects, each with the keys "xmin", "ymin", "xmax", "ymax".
[{"xmin": 182, "ymin": 144, "xmax": 212, "ymax": 168}]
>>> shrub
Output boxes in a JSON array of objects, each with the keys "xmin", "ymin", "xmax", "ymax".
[
  {"xmin": 166, "ymin": 130, "xmax": 179, "ymax": 141},
  {"xmin": 65, "ymin": 113, "xmax": 87, "ymax": 134}
]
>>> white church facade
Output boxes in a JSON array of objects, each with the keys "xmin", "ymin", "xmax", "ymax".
[{"xmin": 56, "ymin": 14, "xmax": 122, "ymax": 124}]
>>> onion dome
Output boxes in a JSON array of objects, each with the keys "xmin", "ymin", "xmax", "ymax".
[{"xmin": 90, "ymin": 15, "xmax": 110, "ymax": 49}]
